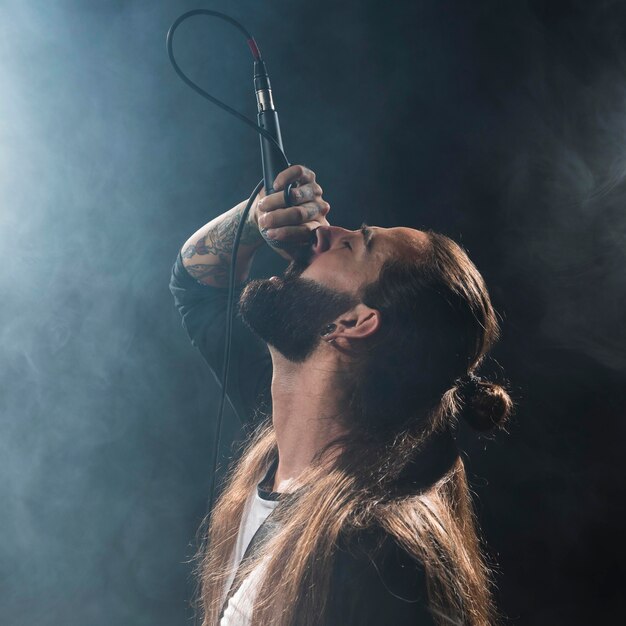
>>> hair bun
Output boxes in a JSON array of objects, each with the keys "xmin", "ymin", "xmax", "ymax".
[{"xmin": 455, "ymin": 373, "xmax": 513, "ymax": 431}]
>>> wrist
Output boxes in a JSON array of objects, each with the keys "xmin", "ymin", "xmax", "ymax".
[{"xmin": 241, "ymin": 211, "xmax": 265, "ymax": 248}]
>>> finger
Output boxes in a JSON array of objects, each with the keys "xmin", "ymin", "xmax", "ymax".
[
  {"xmin": 290, "ymin": 182, "xmax": 323, "ymax": 204},
  {"xmin": 258, "ymin": 183, "xmax": 324, "ymax": 213},
  {"xmin": 264, "ymin": 222, "xmax": 318, "ymax": 243},
  {"xmin": 273, "ymin": 164, "xmax": 316, "ymax": 191},
  {"xmin": 259, "ymin": 202, "xmax": 329, "ymax": 229}
]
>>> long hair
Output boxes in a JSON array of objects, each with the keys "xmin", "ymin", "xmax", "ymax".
[{"xmin": 197, "ymin": 230, "xmax": 513, "ymax": 625}]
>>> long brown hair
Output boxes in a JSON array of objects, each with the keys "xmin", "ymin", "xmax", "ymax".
[{"xmin": 197, "ymin": 230, "xmax": 513, "ymax": 625}]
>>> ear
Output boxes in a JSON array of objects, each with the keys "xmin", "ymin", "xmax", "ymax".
[{"xmin": 324, "ymin": 304, "xmax": 381, "ymax": 348}]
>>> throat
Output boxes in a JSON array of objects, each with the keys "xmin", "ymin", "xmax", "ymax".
[{"xmin": 268, "ymin": 351, "xmax": 348, "ymax": 494}]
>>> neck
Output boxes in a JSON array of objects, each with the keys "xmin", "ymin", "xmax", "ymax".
[{"xmin": 268, "ymin": 348, "xmax": 348, "ymax": 493}]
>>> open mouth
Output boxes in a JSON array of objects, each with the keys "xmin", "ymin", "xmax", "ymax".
[
  {"xmin": 309, "ymin": 227, "xmax": 319, "ymax": 250},
  {"xmin": 311, "ymin": 227, "xmax": 330, "ymax": 254},
  {"xmin": 290, "ymin": 236, "xmax": 315, "ymax": 269},
  {"xmin": 287, "ymin": 227, "xmax": 325, "ymax": 273}
]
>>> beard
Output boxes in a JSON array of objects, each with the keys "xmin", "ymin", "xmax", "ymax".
[{"xmin": 239, "ymin": 258, "xmax": 358, "ymax": 363}]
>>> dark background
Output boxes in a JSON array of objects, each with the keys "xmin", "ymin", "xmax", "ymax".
[{"xmin": 1, "ymin": 0, "xmax": 624, "ymax": 624}]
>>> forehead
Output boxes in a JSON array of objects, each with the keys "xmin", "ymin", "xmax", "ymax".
[{"xmin": 371, "ymin": 226, "xmax": 430, "ymax": 260}]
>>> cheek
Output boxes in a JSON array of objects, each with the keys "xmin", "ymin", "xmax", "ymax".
[{"xmin": 301, "ymin": 256, "xmax": 359, "ymax": 293}]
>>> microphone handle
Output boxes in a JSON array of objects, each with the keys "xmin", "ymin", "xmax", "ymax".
[
  {"xmin": 258, "ymin": 109, "xmax": 287, "ymax": 195},
  {"xmin": 254, "ymin": 59, "xmax": 298, "ymax": 252}
]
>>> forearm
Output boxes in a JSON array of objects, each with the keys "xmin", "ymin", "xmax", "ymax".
[{"xmin": 181, "ymin": 200, "xmax": 264, "ymax": 287}]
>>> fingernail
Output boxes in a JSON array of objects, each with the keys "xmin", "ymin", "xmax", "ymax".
[{"xmin": 265, "ymin": 229, "xmax": 276, "ymax": 238}]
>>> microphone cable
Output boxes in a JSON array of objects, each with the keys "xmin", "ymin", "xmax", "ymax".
[{"xmin": 166, "ymin": 10, "xmax": 291, "ymax": 516}]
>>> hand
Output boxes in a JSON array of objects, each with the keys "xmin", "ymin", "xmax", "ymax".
[{"xmin": 253, "ymin": 165, "xmax": 330, "ymax": 260}]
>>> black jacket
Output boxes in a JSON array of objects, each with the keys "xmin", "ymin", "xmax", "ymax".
[{"xmin": 170, "ymin": 252, "xmax": 439, "ymax": 625}]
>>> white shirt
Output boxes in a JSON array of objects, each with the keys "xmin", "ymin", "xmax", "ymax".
[{"xmin": 220, "ymin": 463, "xmax": 280, "ymax": 625}]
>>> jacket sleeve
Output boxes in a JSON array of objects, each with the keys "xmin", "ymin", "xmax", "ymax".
[
  {"xmin": 169, "ymin": 251, "xmax": 272, "ymax": 426},
  {"xmin": 324, "ymin": 528, "xmax": 436, "ymax": 626}
]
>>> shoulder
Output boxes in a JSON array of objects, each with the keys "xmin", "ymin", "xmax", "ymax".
[{"xmin": 324, "ymin": 525, "xmax": 436, "ymax": 625}]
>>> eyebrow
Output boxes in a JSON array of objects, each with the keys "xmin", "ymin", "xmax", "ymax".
[{"xmin": 360, "ymin": 223, "xmax": 374, "ymax": 251}]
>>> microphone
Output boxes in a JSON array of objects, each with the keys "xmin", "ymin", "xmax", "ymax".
[
  {"xmin": 254, "ymin": 58, "xmax": 301, "ymax": 254},
  {"xmin": 254, "ymin": 59, "xmax": 290, "ymax": 196}
]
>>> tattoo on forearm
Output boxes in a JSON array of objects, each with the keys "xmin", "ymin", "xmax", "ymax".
[
  {"xmin": 181, "ymin": 208, "xmax": 261, "ymax": 260},
  {"xmin": 184, "ymin": 251, "xmax": 234, "ymax": 286},
  {"xmin": 181, "ymin": 236, "xmax": 210, "ymax": 258},
  {"xmin": 185, "ymin": 262, "xmax": 228, "ymax": 285}
]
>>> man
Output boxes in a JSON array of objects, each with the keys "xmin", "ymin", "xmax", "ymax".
[{"xmin": 170, "ymin": 165, "xmax": 512, "ymax": 625}]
